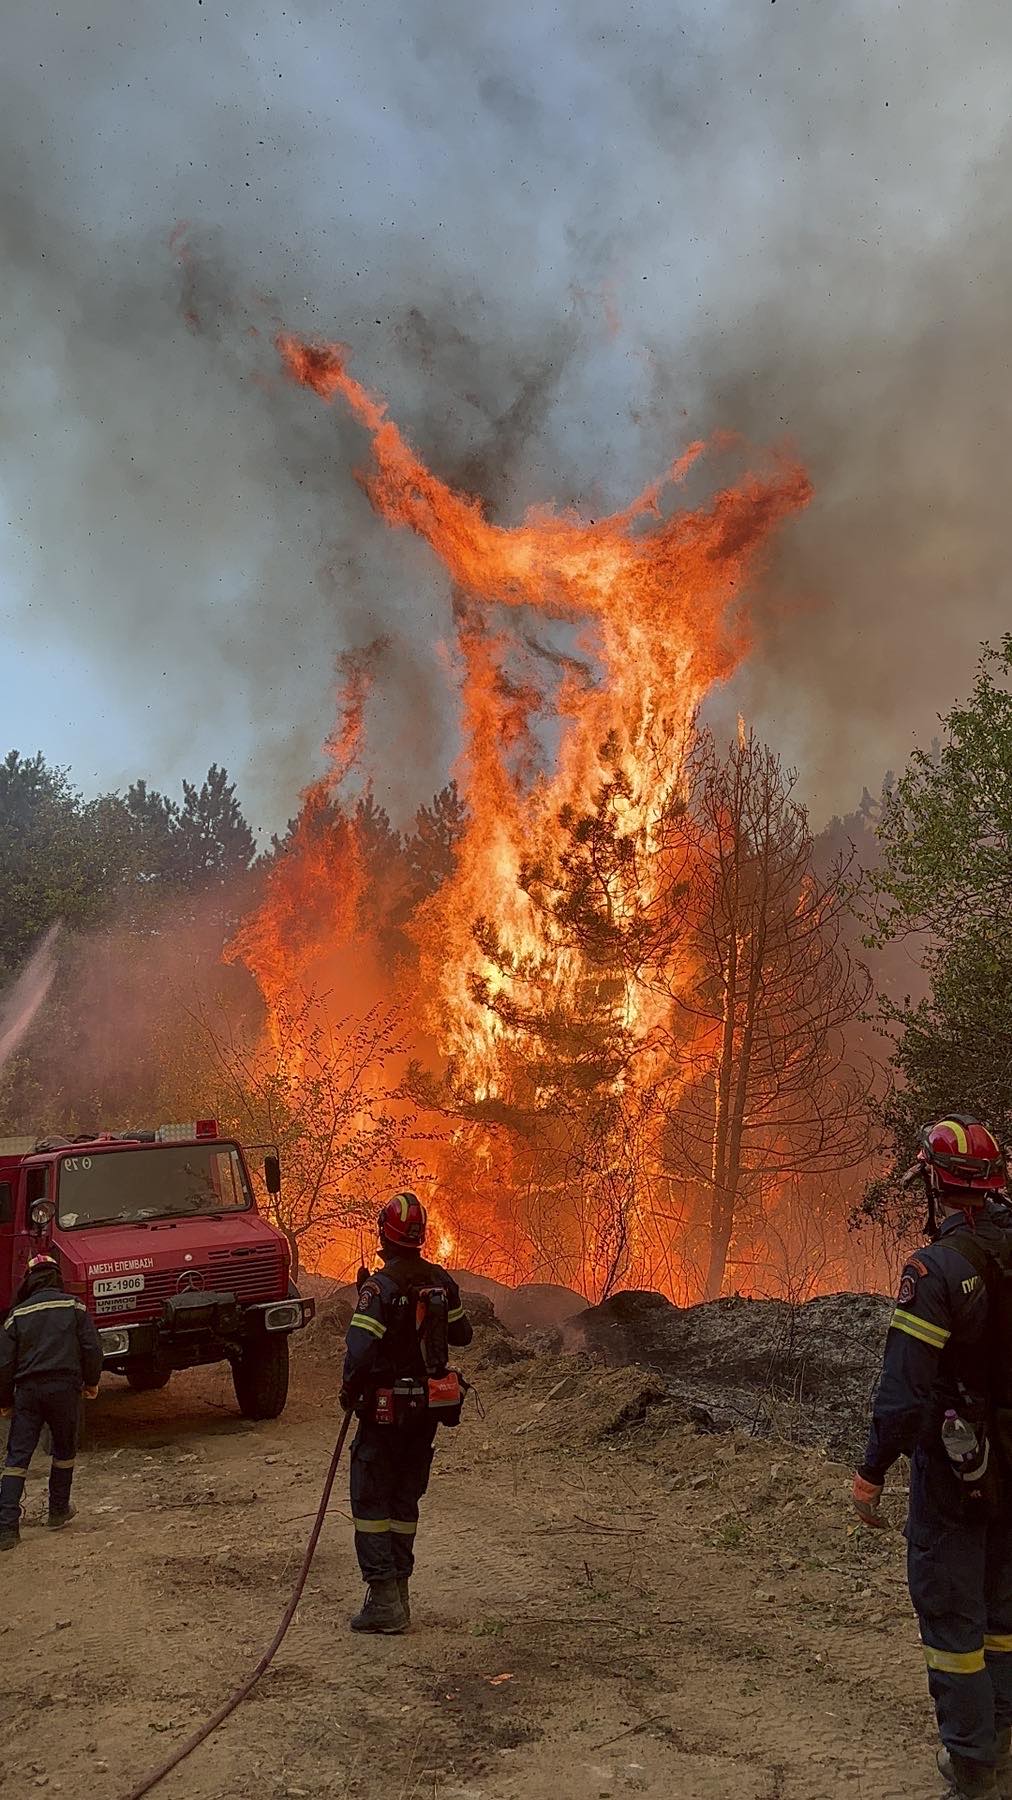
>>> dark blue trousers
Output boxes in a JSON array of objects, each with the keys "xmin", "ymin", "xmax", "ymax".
[
  {"xmin": 350, "ymin": 1417, "xmax": 438, "ymax": 1583},
  {"xmin": 907, "ymin": 1444, "xmax": 1012, "ymax": 1765},
  {"xmin": 0, "ymin": 1377, "xmax": 80, "ymax": 1530}
]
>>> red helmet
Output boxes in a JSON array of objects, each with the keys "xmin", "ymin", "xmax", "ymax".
[
  {"xmin": 378, "ymin": 1191, "xmax": 427, "ymax": 1248},
  {"xmin": 918, "ymin": 1117, "xmax": 1006, "ymax": 1195}
]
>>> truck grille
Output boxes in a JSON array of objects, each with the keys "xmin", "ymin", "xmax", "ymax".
[
  {"xmin": 89, "ymin": 1244, "xmax": 287, "ymax": 1321},
  {"xmin": 207, "ymin": 1244, "xmax": 287, "ymax": 1300}
]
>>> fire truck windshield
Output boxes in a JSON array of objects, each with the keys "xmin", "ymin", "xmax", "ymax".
[{"xmin": 55, "ymin": 1144, "xmax": 254, "ymax": 1229}]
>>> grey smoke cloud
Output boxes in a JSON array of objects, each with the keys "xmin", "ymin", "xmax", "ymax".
[{"xmin": 3, "ymin": 1, "xmax": 1012, "ymax": 830}]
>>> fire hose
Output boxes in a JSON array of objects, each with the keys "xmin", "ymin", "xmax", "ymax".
[{"xmin": 119, "ymin": 1407, "xmax": 354, "ymax": 1800}]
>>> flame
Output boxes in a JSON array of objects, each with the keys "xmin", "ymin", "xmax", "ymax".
[
  {"xmin": 434, "ymin": 1229, "xmax": 456, "ymax": 1264},
  {"xmin": 230, "ymin": 336, "xmax": 811, "ymax": 1294}
]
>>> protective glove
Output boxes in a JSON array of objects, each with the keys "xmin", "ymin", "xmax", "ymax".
[
  {"xmin": 851, "ymin": 1471, "xmax": 887, "ymax": 1528},
  {"xmin": 339, "ymin": 1386, "xmax": 355, "ymax": 1413}
]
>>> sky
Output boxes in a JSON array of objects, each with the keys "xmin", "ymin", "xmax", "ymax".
[{"xmin": 5, "ymin": 1, "xmax": 1012, "ymax": 839}]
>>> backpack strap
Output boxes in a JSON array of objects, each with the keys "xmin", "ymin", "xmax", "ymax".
[
  {"xmin": 946, "ymin": 1231, "xmax": 999, "ymax": 1283},
  {"xmin": 945, "ymin": 1230, "xmax": 1012, "ymax": 1289}
]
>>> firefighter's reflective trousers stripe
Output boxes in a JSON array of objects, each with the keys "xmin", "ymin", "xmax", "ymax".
[
  {"xmin": 350, "ymin": 1416, "xmax": 438, "ymax": 1583},
  {"xmin": 0, "ymin": 1377, "xmax": 80, "ymax": 1529},
  {"xmin": 907, "ymin": 1445, "xmax": 1012, "ymax": 1766}
]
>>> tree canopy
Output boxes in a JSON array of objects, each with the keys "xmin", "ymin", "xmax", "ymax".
[{"xmin": 863, "ymin": 638, "xmax": 1012, "ymax": 1225}]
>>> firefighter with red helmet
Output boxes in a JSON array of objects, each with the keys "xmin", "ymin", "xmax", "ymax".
[
  {"xmin": 341, "ymin": 1192, "xmax": 472, "ymax": 1634},
  {"xmin": 854, "ymin": 1117, "xmax": 1012, "ymax": 1797}
]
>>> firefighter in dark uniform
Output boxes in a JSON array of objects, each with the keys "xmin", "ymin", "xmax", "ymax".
[
  {"xmin": 341, "ymin": 1192, "xmax": 472, "ymax": 1634},
  {"xmin": 0, "ymin": 1252, "xmax": 103, "ymax": 1550},
  {"xmin": 853, "ymin": 1118, "xmax": 1012, "ymax": 1798}
]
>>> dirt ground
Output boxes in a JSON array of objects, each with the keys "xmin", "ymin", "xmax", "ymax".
[{"xmin": 0, "ymin": 1342, "xmax": 946, "ymax": 1800}]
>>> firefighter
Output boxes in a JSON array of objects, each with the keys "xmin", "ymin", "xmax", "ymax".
[
  {"xmin": 852, "ymin": 1117, "xmax": 1012, "ymax": 1798},
  {"xmin": 341, "ymin": 1192, "xmax": 473, "ymax": 1634},
  {"xmin": 0, "ymin": 1252, "xmax": 103, "ymax": 1550}
]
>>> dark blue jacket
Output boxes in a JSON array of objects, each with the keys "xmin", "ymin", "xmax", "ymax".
[
  {"xmin": 861, "ymin": 1206, "xmax": 1012, "ymax": 1483},
  {"xmin": 0, "ymin": 1266, "xmax": 103, "ymax": 1407},
  {"xmin": 343, "ymin": 1253, "xmax": 472, "ymax": 1394}
]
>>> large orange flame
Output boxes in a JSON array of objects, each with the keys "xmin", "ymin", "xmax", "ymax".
[
  {"xmin": 275, "ymin": 335, "xmax": 809, "ymax": 1081},
  {"xmin": 231, "ymin": 336, "xmax": 812, "ymax": 1293}
]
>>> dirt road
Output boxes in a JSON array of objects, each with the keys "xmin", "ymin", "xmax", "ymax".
[{"xmin": 1, "ymin": 1348, "xmax": 939, "ymax": 1800}]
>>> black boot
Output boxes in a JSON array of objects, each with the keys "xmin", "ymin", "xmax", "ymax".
[
  {"xmin": 0, "ymin": 1525, "xmax": 19, "ymax": 1552},
  {"xmin": 937, "ymin": 1748, "xmax": 999, "ymax": 1797},
  {"xmin": 397, "ymin": 1579, "xmax": 411, "ymax": 1623},
  {"xmin": 48, "ymin": 1504, "xmax": 77, "ymax": 1531},
  {"xmin": 350, "ymin": 1580, "xmax": 408, "ymax": 1635}
]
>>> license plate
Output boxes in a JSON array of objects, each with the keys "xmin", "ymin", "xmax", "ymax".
[
  {"xmin": 96, "ymin": 1296, "xmax": 138, "ymax": 1315},
  {"xmin": 93, "ymin": 1275, "xmax": 146, "ymax": 1297}
]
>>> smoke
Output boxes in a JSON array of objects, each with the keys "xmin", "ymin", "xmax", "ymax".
[
  {"xmin": 5, "ymin": 2, "xmax": 1012, "ymax": 825},
  {"xmin": 0, "ymin": 926, "xmax": 60, "ymax": 1075}
]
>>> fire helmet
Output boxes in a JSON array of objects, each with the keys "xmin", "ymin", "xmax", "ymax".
[
  {"xmin": 917, "ymin": 1117, "xmax": 1006, "ymax": 1196},
  {"xmin": 26, "ymin": 1253, "xmax": 59, "ymax": 1272},
  {"xmin": 378, "ymin": 1191, "xmax": 427, "ymax": 1248}
]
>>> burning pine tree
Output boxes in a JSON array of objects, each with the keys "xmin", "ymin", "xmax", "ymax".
[{"xmin": 219, "ymin": 338, "xmax": 874, "ymax": 1300}]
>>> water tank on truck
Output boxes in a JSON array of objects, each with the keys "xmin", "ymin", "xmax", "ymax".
[{"xmin": 0, "ymin": 1121, "xmax": 315, "ymax": 1419}]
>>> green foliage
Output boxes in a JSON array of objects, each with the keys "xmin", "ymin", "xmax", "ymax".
[
  {"xmin": 173, "ymin": 764, "xmax": 258, "ymax": 887},
  {"xmin": 0, "ymin": 751, "xmax": 260, "ymax": 1131},
  {"xmin": 864, "ymin": 640, "xmax": 1012, "ymax": 1226},
  {"xmin": 866, "ymin": 643, "xmax": 1012, "ymax": 946},
  {"xmin": 0, "ymin": 752, "xmax": 122, "ymax": 978},
  {"xmin": 0, "ymin": 752, "xmax": 259, "ymax": 974}
]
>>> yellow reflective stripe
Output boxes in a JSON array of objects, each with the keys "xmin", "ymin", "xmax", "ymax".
[
  {"xmin": 353, "ymin": 1517, "xmax": 390, "ymax": 1534},
  {"xmin": 11, "ymin": 1298, "xmax": 80, "ymax": 1320},
  {"xmin": 891, "ymin": 1308, "xmax": 950, "ymax": 1348},
  {"xmin": 2, "ymin": 1467, "xmax": 29, "ymax": 1480},
  {"xmin": 349, "ymin": 1313, "xmax": 386, "ymax": 1340},
  {"xmin": 985, "ymin": 1634, "xmax": 1012, "ymax": 1654},
  {"xmin": 51, "ymin": 1458, "xmax": 76, "ymax": 1470},
  {"xmin": 940, "ymin": 1119, "xmax": 969, "ymax": 1154},
  {"xmin": 923, "ymin": 1644, "xmax": 985, "ymax": 1674},
  {"xmin": 390, "ymin": 1519, "xmax": 418, "ymax": 1536},
  {"xmin": 448, "ymin": 1306, "xmax": 465, "ymax": 1323}
]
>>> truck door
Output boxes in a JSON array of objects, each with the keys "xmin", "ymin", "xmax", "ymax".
[
  {"xmin": 8, "ymin": 1165, "xmax": 50, "ymax": 1298},
  {"xmin": 0, "ymin": 1168, "xmax": 14, "ymax": 1315}
]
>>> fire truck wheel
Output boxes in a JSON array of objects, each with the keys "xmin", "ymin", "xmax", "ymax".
[
  {"xmin": 232, "ymin": 1335, "xmax": 290, "ymax": 1420},
  {"xmin": 126, "ymin": 1363, "xmax": 171, "ymax": 1392}
]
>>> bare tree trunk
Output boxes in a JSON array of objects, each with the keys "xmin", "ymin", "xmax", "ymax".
[{"xmin": 704, "ymin": 1185, "xmax": 735, "ymax": 1299}]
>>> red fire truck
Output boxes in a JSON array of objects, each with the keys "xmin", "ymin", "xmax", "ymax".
[{"xmin": 0, "ymin": 1121, "xmax": 314, "ymax": 1418}]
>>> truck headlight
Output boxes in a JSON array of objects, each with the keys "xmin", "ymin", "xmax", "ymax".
[
  {"xmin": 100, "ymin": 1328, "xmax": 131, "ymax": 1357},
  {"xmin": 263, "ymin": 1301, "xmax": 302, "ymax": 1332}
]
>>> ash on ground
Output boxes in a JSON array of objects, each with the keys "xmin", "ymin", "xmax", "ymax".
[{"xmin": 299, "ymin": 1272, "xmax": 891, "ymax": 1464}]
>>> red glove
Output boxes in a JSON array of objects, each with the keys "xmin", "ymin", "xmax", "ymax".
[{"xmin": 851, "ymin": 1472, "xmax": 887, "ymax": 1528}]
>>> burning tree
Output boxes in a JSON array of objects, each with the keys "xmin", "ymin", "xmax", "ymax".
[
  {"xmin": 194, "ymin": 990, "xmax": 419, "ymax": 1279},
  {"xmin": 209, "ymin": 337, "xmax": 816, "ymax": 1298},
  {"xmin": 419, "ymin": 728, "xmax": 690, "ymax": 1300},
  {"xmin": 671, "ymin": 729, "xmax": 875, "ymax": 1298}
]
